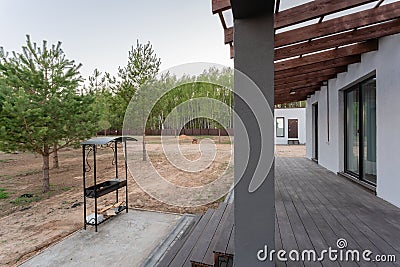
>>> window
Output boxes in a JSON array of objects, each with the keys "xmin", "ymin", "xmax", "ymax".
[{"xmin": 276, "ymin": 117, "xmax": 285, "ymax": 137}]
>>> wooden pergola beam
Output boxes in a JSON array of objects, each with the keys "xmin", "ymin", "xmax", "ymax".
[
  {"xmin": 275, "ymin": 1, "xmax": 400, "ymax": 47},
  {"xmin": 274, "ymin": 0, "xmax": 378, "ymax": 29},
  {"xmin": 275, "ymin": 93, "xmax": 309, "ymax": 104},
  {"xmin": 275, "ymin": 74, "xmax": 336, "ymax": 91},
  {"xmin": 275, "ymin": 66, "xmax": 347, "ymax": 86},
  {"xmin": 212, "ymin": 0, "xmax": 231, "ymax": 14},
  {"xmin": 275, "ymin": 19, "xmax": 399, "ymax": 60},
  {"xmin": 275, "ymin": 85, "xmax": 321, "ymax": 97},
  {"xmin": 275, "ymin": 55, "xmax": 361, "ymax": 79},
  {"xmin": 224, "ymin": 3, "xmax": 400, "ymax": 45},
  {"xmin": 225, "ymin": 27, "xmax": 234, "ymax": 44},
  {"xmin": 213, "ymin": 0, "xmax": 400, "ymax": 104},
  {"xmin": 276, "ymin": 81, "xmax": 323, "ymax": 92},
  {"xmin": 275, "ymin": 40, "xmax": 378, "ymax": 72},
  {"xmin": 275, "ymin": 84, "xmax": 321, "ymax": 102}
]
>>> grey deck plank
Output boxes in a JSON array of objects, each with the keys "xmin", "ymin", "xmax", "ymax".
[
  {"xmin": 201, "ymin": 204, "xmax": 233, "ymax": 265},
  {"xmin": 226, "ymin": 225, "xmax": 234, "ymax": 255},
  {"xmin": 276, "ymin": 181, "xmax": 305, "ymax": 267},
  {"xmin": 190, "ymin": 203, "xmax": 228, "ymax": 266},
  {"xmin": 156, "ymin": 214, "xmax": 202, "ymax": 267},
  {"xmin": 277, "ymin": 168, "xmax": 340, "ymax": 267},
  {"xmin": 277, "ymin": 180, "xmax": 322, "ymax": 267},
  {"xmin": 275, "ymin": 213, "xmax": 287, "ymax": 267},
  {"xmin": 214, "ymin": 206, "xmax": 234, "ymax": 255},
  {"xmin": 169, "ymin": 209, "xmax": 214, "ymax": 267}
]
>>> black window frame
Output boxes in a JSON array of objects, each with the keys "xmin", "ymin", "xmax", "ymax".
[{"xmin": 344, "ymin": 75, "xmax": 376, "ymax": 186}]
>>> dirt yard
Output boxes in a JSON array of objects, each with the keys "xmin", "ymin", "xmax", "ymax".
[
  {"xmin": 0, "ymin": 137, "xmax": 304, "ymax": 266},
  {"xmin": 0, "ymin": 136, "xmax": 233, "ymax": 266}
]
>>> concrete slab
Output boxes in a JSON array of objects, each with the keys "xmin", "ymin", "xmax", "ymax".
[{"xmin": 20, "ymin": 210, "xmax": 182, "ymax": 267}]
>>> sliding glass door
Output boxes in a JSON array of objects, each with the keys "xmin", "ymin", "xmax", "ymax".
[
  {"xmin": 362, "ymin": 79, "xmax": 377, "ymax": 184},
  {"xmin": 345, "ymin": 88, "xmax": 360, "ymax": 176},
  {"xmin": 345, "ymin": 76, "xmax": 377, "ymax": 185}
]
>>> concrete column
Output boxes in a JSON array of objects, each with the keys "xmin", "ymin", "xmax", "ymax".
[{"xmin": 233, "ymin": 3, "xmax": 275, "ymax": 267}]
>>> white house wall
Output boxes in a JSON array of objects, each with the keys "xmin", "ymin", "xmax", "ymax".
[
  {"xmin": 306, "ymin": 33, "xmax": 400, "ymax": 208},
  {"xmin": 274, "ymin": 108, "xmax": 306, "ymax": 145}
]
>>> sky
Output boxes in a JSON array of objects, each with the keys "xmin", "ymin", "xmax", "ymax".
[
  {"xmin": 1, "ymin": 0, "xmax": 395, "ymax": 81},
  {"xmin": 0, "ymin": 0, "xmax": 233, "ymax": 80}
]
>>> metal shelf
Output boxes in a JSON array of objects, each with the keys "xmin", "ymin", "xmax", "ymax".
[
  {"xmin": 81, "ymin": 136, "xmax": 136, "ymax": 232},
  {"xmin": 85, "ymin": 180, "xmax": 127, "ymax": 198},
  {"xmin": 85, "ymin": 206, "xmax": 127, "ymax": 226}
]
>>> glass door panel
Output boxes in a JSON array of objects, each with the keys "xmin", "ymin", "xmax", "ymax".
[
  {"xmin": 362, "ymin": 78, "xmax": 377, "ymax": 184},
  {"xmin": 346, "ymin": 88, "xmax": 360, "ymax": 175}
]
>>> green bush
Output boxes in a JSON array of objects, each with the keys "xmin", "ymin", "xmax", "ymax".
[
  {"xmin": 0, "ymin": 188, "xmax": 9, "ymax": 199},
  {"xmin": 10, "ymin": 194, "xmax": 41, "ymax": 205}
]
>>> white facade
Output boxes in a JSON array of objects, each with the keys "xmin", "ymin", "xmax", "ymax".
[
  {"xmin": 306, "ymin": 33, "xmax": 400, "ymax": 208},
  {"xmin": 274, "ymin": 108, "xmax": 306, "ymax": 145}
]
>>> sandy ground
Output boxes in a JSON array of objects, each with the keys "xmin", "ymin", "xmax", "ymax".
[
  {"xmin": 0, "ymin": 137, "xmax": 304, "ymax": 266},
  {"xmin": 0, "ymin": 136, "xmax": 232, "ymax": 266}
]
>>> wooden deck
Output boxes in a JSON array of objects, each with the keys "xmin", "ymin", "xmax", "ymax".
[
  {"xmin": 276, "ymin": 157, "xmax": 400, "ymax": 267},
  {"xmin": 156, "ymin": 157, "xmax": 400, "ymax": 266}
]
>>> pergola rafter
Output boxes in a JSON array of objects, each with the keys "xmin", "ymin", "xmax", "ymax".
[{"xmin": 212, "ymin": 0, "xmax": 400, "ymax": 103}]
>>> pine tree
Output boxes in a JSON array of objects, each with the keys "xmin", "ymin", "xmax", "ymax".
[
  {"xmin": 118, "ymin": 40, "xmax": 161, "ymax": 160},
  {"xmin": 0, "ymin": 35, "xmax": 98, "ymax": 192}
]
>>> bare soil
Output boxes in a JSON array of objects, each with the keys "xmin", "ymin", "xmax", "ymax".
[{"xmin": 0, "ymin": 136, "xmax": 233, "ymax": 266}]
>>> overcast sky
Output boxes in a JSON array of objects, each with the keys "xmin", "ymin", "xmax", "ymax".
[
  {"xmin": 1, "ymin": 0, "xmax": 394, "ymax": 81},
  {"xmin": 0, "ymin": 0, "xmax": 233, "ymax": 80}
]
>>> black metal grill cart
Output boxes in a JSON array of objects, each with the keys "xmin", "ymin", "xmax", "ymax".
[{"xmin": 81, "ymin": 136, "xmax": 137, "ymax": 232}]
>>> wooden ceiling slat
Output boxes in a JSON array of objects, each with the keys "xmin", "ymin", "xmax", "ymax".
[
  {"xmin": 212, "ymin": 0, "xmax": 231, "ymax": 14},
  {"xmin": 275, "ymin": 85, "xmax": 322, "ymax": 102},
  {"xmin": 275, "ymin": 74, "xmax": 337, "ymax": 90},
  {"xmin": 274, "ymin": 0, "xmax": 378, "ymax": 29},
  {"xmin": 225, "ymin": 27, "xmax": 234, "ymax": 44},
  {"xmin": 275, "ymin": 1, "xmax": 400, "ymax": 47},
  {"xmin": 275, "ymin": 75, "xmax": 335, "ymax": 91},
  {"xmin": 275, "ymin": 67, "xmax": 347, "ymax": 85},
  {"xmin": 275, "ymin": 55, "xmax": 361, "ymax": 78},
  {"xmin": 275, "ymin": 82, "xmax": 323, "ymax": 92},
  {"xmin": 275, "ymin": 18, "xmax": 400, "ymax": 60},
  {"xmin": 275, "ymin": 95, "xmax": 308, "ymax": 104},
  {"xmin": 275, "ymin": 91, "xmax": 311, "ymax": 103},
  {"xmin": 275, "ymin": 85, "xmax": 321, "ymax": 96},
  {"xmin": 275, "ymin": 40, "xmax": 378, "ymax": 72}
]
